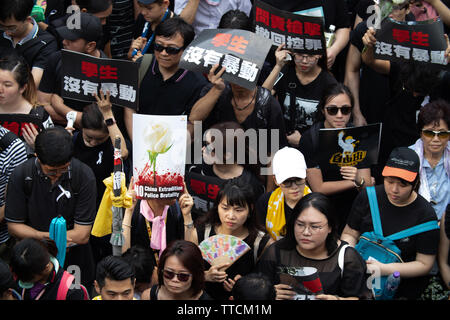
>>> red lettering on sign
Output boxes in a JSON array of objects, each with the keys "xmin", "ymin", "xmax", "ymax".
[
  {"xmin": 190, "ymin": 179, "xmax": 206, "ymax": 195},
  {"xmin": 1, "ymin": 122, "xmax": 19, "ymax": 135},
  {"xmin": 211, "ymin": 33, "xmax": 232, "ymax": 47},
  {"xmin": 81, "ymin": 61, "xmax": 98, "ymax": 78},
  {"xmin": 392, "ymin": 29, "xmax": 410, "ymax": 43},
  {"xmin": 411, "ymin": 31, "xmax": 429, "ymax": 47},
  {"xmin": 227, "ymin": 35, "xmax": 248, "ymax": 54},
  {"xmin": 207, "ymin": 184, "xmax": 220, "ymax": 200},
  {"xmin": 271, "ymin": 14, "xmax": 285, "ymax": 31},
  {"xmin": 304, "ymin": 22, "xmax": 321, "ymax": 36},
  {"xmin": 255, "ymin": 7, "xmax": 270, "ymax": 26},
  {"xmin": 100, "ymin": 65, "xmax": 118, "ymax": 80},
  {"xmin": 286, "ymin": 19, "xmax": 303, "ymax": 35}
]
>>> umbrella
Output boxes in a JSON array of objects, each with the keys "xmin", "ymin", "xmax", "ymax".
[
  {"xmin": 110, "ymin": 136, "xmax": 124, "ymax": 256},
  {"xmin": 49, "ymin": 215, "xmax": 67, "ymax": 267}
]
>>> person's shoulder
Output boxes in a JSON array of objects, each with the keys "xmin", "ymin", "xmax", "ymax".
[
  {"xmin": 413, "ymin": 193, "xmax": 438, "ymax": 220},
  {"xmin": 36, "ymin": 28, "xmax": 57, "ymax": 44},
  {"xmin": 71, "ymin": 157, "xmax": 95, "ymax": 179}
]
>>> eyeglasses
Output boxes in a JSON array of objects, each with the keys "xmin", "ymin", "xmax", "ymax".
[
  {"xmin": 421, "ymin": 129, "xmax": 450, "ymax": 139},
  {"xmin": 325, "ymin": 105, "xmax": 352, "ymax": 116},
  {"xmin": 154, "ymin": 43, "xmax": 183, "ymax": 55},
  {"xmin": 296, "ymin": 222, "xmax": 328, "ymax": 234},
  {"xmin": 281, "ymin": 178, "xmax": 306, "ymax": 188},
  {"xmin": 44, "ymin": 167, "xmax": 69, "ymax": 177},
  {"xmin": 293, "ymin": 54, "xmax": 318, "ymax": 63},
  {"xmin": 163, "ymin": 269, "xmax": 191, "ymax": 282}
]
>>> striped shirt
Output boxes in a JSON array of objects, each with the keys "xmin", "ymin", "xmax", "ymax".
[{"xmin": 0, "ymin": 126, "xmax": 27, "ymax": 243}]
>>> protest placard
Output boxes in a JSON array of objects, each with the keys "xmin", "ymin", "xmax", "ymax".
[
  {"xmin": 253, "ymin": 0, "xmax": 326, "ymax": 55},
  {"xmin": 185, "ymin": 170, "xmax": 223, "ymax": 219},
  {"xmin": 0, "ymin": 113, "xmax": 43, "ymax": 138},
  {"xmin": 179, "ymin": 28, "xmax": 272, "ymax": 89},
  {"xmin": 374, "ymin": 18, "xmax": 448, "ymax": 68},
  {"xmin": 61, "ymin": 49, "xmax": 139, "ymax": 109},
  {"xmin": 133, "ymin": 114, "xmax": 187, "ymax": 200},
  {"xmin": 317, "ymin": 123, "xmax": 382, "ymax": 170}
]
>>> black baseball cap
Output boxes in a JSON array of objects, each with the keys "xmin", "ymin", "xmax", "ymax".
[
  {"xmin": 56, "ymin": 12, "xmax": 102, "ymax": 43},
  {"xmin": 382, "ymin": 147, "xmax": 420, "ymax": 182}
]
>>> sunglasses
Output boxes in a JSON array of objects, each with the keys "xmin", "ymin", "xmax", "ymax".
[
  {"xmin": 163, "ymin": 269, "xmax": 191, "ymax": 282},
  {"xmin": 281, "ymin": 178, "xmax": 306, "ymax": 188},
  {"xmin": 421, "ymin": 129, "xmax": 450, "ymax": 139},
  {"xmin": 325, "ymin": 105, "xmax": 352, "ymax": 116},
  {"xmin": 154, "ymin": 43, "xmax": 183, "ymax": 55}
]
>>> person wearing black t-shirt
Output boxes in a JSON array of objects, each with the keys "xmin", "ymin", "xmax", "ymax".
[
  {"xmin": 37, "ymin": 13, "xmax": 108, "ymax": 128},
  {"xmin": 255, "ymin": 192, "xmax": 372, "ymax": 300},
  {"xmin": 341, "ymin": 147, "xmax": 440, "ymax": 300},
  {"xmin": 298, "ymin": 83, "xmax": 373, "ymax": 233},
  {"xmin": 263, "ymin": 44, "xmax": 337, "ymax": 147}
]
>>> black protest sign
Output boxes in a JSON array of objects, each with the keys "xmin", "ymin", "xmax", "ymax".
[
  {"xmin": 0, "ymin": 114, "xmax": 43, "ymax": 138},
  {"xmin": 253, "ymin": 0, "xmax": 326, "ymax": 55},
  {"xmin": 374, "ymin": 18, "xmax": 448, "ymax": 68},
  {"xmin": 179, "ymin": 29, "xmax": 272, "ymax": 89},
  {"xmin": 317, "ymin": 123, "xmax": 382, "ymax": 169},
  {"xmin": 185, "ymin": 171, "xmax": 224, "ymax": 219},
  {"xmin": 61, "ymin": 49, "xmax": 139, "ymax": 109}
]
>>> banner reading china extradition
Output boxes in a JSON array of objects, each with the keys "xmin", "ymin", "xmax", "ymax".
[
  {"xmin": 61, "ymin": 49, "xmax": 139, "ymax": 109},
  {"xmin": 317, "ymin": 123, "xmax": 382, "ymax": 170},
  {"xmin": 253, "ymin": 0, "xmax": 326, "ymax": 55},
  {"xmin": 374, "ymin": 18, "xmax": 448, "ymax": 68},
  {"xmin": 0, "ymin": 114, "xmax": 43, "ymax": 138},
  {"xmin": 179, "ymin": 29, "xmax": 272, "ymax": 90}
]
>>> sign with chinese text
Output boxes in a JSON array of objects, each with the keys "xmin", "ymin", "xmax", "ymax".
[
  {"xmin": 317, "ymin": 123, "xmax": 382, "ymax": 170},
  {"xmin": 185, "ymin": 170, "xmax": 223, "ymax": 220},
  {"xmin": 180, "ymin": 29, "xmax": 272, "ymax": 89},
  {"xmin": 253, "ymin": 0, "xmax": 326, "ymax": 55},
  {"xmin": 0, "ymin": 114, "xmax": 42, "ymax": 138},
  {"xmin": 374, "ymin": 18, "xmax": 448, "ymax": 68},
  {"xmin": 133, "ymin": 114, "xmax": 187, "ymax": 199},
  {"xmin": 61, "ymin": 49, "xmax": 139, "ymax": 109}
]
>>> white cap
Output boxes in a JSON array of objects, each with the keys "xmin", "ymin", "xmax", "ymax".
[{"xmin": 272, "ymin": 147, "xmax": 307, "ymax": 184}]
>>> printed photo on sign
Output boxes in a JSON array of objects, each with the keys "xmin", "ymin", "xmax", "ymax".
[
  {"xmin": 317, "ymin": 123, "xmax": 382, "ymax": 169},
  {"xmin": 374, "ymin": 18, "xmax": 448, "ymax": 68},
  {"xmin": 253, "ymin": 0, "xmax": 326, "ymax": 55},
  {"xmin": 180, "ymin": 28, "xmax": 272, "ymax": 90},
  {"xmin": 61, "ymin": 49, "xmax": 139, "ymax": 109},
  {"xmin": 133, "ymin": 114, "xmax": 187, "ymax": 200}
]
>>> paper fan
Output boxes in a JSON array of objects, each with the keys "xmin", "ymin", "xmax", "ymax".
[{"xmin": 199, "ymin": 234, "xmax": 251, "ymax": 268}]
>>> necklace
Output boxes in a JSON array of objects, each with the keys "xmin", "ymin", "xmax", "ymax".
[{"xmin": 232, "ymin": 88, "xmax": 257, "ymax": 111}]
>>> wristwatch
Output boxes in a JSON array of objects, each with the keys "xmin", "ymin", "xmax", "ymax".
[
  {"xmin": 104, "ymin": 118, "xmax": 116, "ymax": 126},
  {"xmin": 354, "ymin": 177, "xmax": 365, "ymax": 188}
]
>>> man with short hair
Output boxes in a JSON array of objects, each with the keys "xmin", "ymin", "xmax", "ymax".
[
  {"xmin": 0, "ymin": 0, "xmax": 58, "ymax": 87},
  {"xmin": 124, "ymin": 16, "xmax": 207, "ymax": 140},
  {"xmin": 4, "ymin": 126, "xmax": 97, "ymax": 289},
  {"xmin": 93, "ymin": 255, "xmax": 136, "ymax": 300},
  {"xmin": 37, "ymin": 12, "xmax": 107, "ymax": 127}
]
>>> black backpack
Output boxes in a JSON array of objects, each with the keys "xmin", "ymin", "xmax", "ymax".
[{"xmin": 0, "ymin": 131, "xmax": 20, "ymax": 152}]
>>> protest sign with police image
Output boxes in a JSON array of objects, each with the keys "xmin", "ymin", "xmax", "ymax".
[
  {"xmin": 317, "ymin": 123, "xmax": 382, "ymax": 171},
  {"xmin": 61, "ymin": 49, "xmax": 139, "ymax": 109},
  {"xmin": 179, "ymin": 29, "xmax": 272, "ymax": 90},
  {"xmin": 374, "ymin": 17, "xmax": 449, "ymax": 68}
]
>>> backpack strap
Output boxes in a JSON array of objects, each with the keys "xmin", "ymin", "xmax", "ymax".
[
  {"xmin": 0, "ymin": 131, "xmax": 19, "ymax": 152},
  {"xmin": 387, "ymin": 220, "xmax": 440, "ymax": 241},
  {"xmin": 338, "ymin": 244, "xmax": 350, "ymax": 278},
  {"xmin": 56, "ymin": 271, "xmax": 74, "ymax": 300},
  {"xmin": 366, "ymin": 186, "xmax": 384, "ymax": 237}
]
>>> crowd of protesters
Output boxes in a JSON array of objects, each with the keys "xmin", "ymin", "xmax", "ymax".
[{"xmin": 0, "ymin": 0, "xmax": 449, "ymax": 301}]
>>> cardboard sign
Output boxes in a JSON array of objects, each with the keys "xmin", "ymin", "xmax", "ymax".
[
  {"xmin": 133, "ymin": 114, "xmax": 187, "ymax": 200},
  {"xmin": 0, "ymin": 113, "xmax": 43, "ymax": 137},
  {"xmin": 180, "ymin": 28, "xmax": 272, "ymax": 89},
  {"xmin": 253, "ymin": 0, "xmax": 326, "ymax": 55},
  {"xmin": 317, "ymin": 123, "xmax": 382, "ymax": 169},
  {"xmin": 61, "ymin": 49, "xmax": 139, "ymax": 109},
  {"xmin": 374, "ymin": 18, "xmax": 448, "ymax": 68}
]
